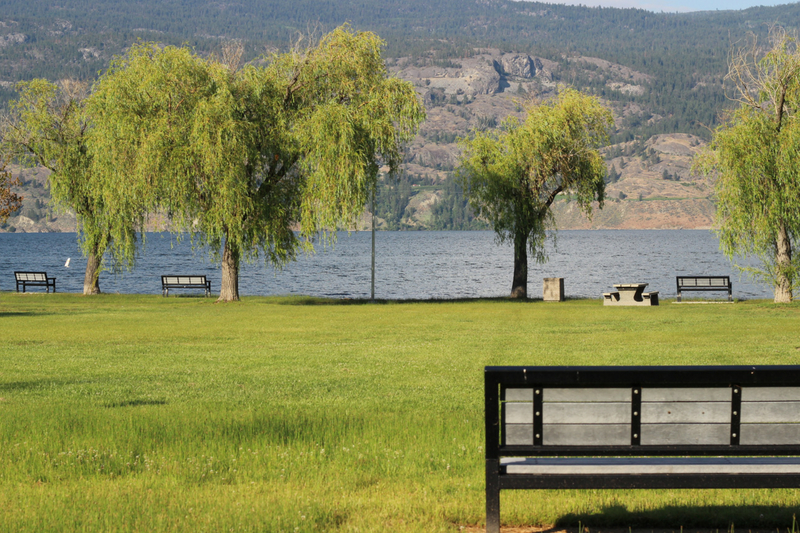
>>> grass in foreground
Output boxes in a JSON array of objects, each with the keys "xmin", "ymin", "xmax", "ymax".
[{"xmin": 1, "ymin": 293, "xmax": 799, "ymax": 532}]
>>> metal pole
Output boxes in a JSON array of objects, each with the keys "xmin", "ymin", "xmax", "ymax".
[{"xmin": 371, "ymin": 184, "xmax": 376, "ymax": 301}]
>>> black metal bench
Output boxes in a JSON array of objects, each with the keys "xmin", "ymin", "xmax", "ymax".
[
  {"xmin": 676, "ymin": 275, "xmax": 732, "ymax": 302},
  {"xmin": 15, "ymin": 271, "xmax": 56, "ymax": 293},
  {"xmin": 161, "ymin": 275, "xmax": 211, "ymax": 297},
  {"xmin": 485, "ymin": 365, "xmax": 800, "ymax": 533}
]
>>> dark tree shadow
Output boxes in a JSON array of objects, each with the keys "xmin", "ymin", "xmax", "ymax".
[
  {"xmin": 0, "ymin": 310, "xmax": 57, "ymax": 318},
  {"xmin": 0, "ymin": 379, "xmax": 71, "ymax": 392},
  {"xmin": 554, "ymin": 502, "xmax": 799, "ymax": 530},
  {"xmin": 105, "ymin": 399, "xmax": 168, "ymax": 408},
  {"xmin": 277, "ymin": 295, "xmax": 557, "ymax": 306}
]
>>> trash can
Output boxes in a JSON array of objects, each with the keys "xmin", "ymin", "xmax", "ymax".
[{"xmin": 543, "ymin": 277, "xmax": 564, "ymax": 302}]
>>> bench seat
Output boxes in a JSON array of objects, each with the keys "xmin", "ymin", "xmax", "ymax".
[{"xmin": 501, "ymin": 457, "xmax": 800, "ymax": 474}]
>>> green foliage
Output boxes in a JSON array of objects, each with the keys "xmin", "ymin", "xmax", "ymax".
[
  {"xmin": 695, "ymin": 30, "xmax": 800, "ymax": 302},
  {"xmin": 376, "ymin": 174, "xmax": 414, "ymax": 230},
  {"xmin": 0, "ymin": 79, "xmax": 120, "ymax": 291},
  {"xmin": 87, "ymin": 27, "xmax": 425, "ymax": 299},
  {"xmin": 458, "ymin": 88, "xmax": 612, "ymax": 263},
  {"xmin": 605, "ymin": 164, "xmax": 621, "ymax": 184},
  {"xmin": 430, "ymin": 175, "xmax": 487, "ymax": 230}
]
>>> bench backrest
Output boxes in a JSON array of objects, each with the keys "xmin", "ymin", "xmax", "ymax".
[
  {"xmin": 162, "ymin": 275, "xmax": 207, "ymax": 285},
  {"xmin": 486, "ymin": 366, "xmax": 800, "ymax": 458},
  {"xmin": 15, "ymin": 271, "xmax": 48, "ymax": 281},
  {"xmin": 677, "ymin": 276, "xmax": 731, "ymax": 288}
]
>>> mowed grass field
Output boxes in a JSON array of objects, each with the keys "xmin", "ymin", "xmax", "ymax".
[{"xmin": 1, "ymin": 292, "xmax": 799, "ymax": 532}]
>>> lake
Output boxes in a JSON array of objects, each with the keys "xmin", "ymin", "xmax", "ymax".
[{"xmin": 0, "ymin": 230, "xmax": 773, "ymax": 300}]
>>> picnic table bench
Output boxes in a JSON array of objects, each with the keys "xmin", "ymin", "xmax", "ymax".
[
  {"xmin": 161, "ymin": 275, "xmax": 212, "ymax": 297},
  {"xmin": 676, "ymin": 275, "xmax": 732, "ymax": 302},
  {"xmin": 485, "ymin": 365, "xmax": 800, "ymax": 533},
  {"xmin": 15, "ymin": 271, "xmax": 56, "ymax": 293},
  {"xmin": 603, "ymin": 283, "xmax": 659, "ymax": 306}
]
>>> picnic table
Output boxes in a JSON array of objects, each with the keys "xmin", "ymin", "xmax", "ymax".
[{"xmin": 603, "ymin": 283, "xmax": 659, "ymax": 306}]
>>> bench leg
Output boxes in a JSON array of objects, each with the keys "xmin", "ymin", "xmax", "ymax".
[
  {"xmin": 486, "ymin": 459, "xmax": 500, "ymax": 533},
  {"xmin": 677, "ymin": 291, "xmax": 681, "ymax": 303}
]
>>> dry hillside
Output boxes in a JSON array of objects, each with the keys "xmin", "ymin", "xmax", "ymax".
[{"xmin": 1, "ymin": 49, "xmax": 716, "ymax": 233}]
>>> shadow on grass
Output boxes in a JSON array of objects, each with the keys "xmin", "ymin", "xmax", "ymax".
[
  {"xmin": 106, "ymin": 399, "xmax": 168, "ymax": 408},
  {"xmin": 0, "ymin": 311, "xmax": 57, "ymax": 318},
  {"xmin": 0, "ymin": 379, "xmax": 70, "ymax": 392},
  {"xmin": 554, "ymin": 503, "xmax": 798, "ymax": 529},
  {"xmin": 275, "ymin": 295, "xmax": 560, "ymax": 306}
]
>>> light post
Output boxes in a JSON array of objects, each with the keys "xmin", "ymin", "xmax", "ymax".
[{"xmin": 371, "ymin": 183, "xmax": 376, "ymax": 301}]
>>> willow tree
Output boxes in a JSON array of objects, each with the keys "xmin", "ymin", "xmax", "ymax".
[
  {"xmin": 458, "ymin": 88, "xmax": 612, "ymax": 298},
  {"xmin": 695, "ymin": 28, "xmax": 800, "ymax": 303},
  {"xmin": 88, "ymin": 26, "xmax": 424, "ymax": 301},
  {"xmin": 0, "ymin": 80, "xmax": 126, "ymax": 294}
]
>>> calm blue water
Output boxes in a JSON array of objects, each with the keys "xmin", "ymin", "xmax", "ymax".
[{"xmin": 0, "ymin": 230, "xmax": 773, "ymax": 300}]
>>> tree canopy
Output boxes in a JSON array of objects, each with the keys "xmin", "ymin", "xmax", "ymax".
[
  {"xmin": 87, "ymin": 26, "xmax": 425, "ymax": 301},
  {"xmin": 458, "ymin": 88, "xmax": 612, "ymax": 298},
  {"xmin": 695, "ymin": 28, "xmax": 800, "ymax": 303},
  {"xmin": 1, "ymin": 79, "xmax": 115, "ymax": 294}
]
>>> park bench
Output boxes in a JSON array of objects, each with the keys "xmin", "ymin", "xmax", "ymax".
[
  {"xmin": 676, "ymin": 275, "xmax": 732, "ymax": 302},
  {"xmin": 485, "ymin": 365, "xmax": 800, "ymax": 533},
  {"xmin": 14, "ymin": 271, "xmax": 56, "ymax": 293},
  {"xmin": 161, "ymin": 275, "xmax": 212, "ymax": 297}
]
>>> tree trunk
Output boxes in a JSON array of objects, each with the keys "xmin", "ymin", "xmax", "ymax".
[
  {"xmin": 83, "ymin": 249, "xmax": 102, "ymax": 295},
  {"xmin": 218, "ymin": 237, "xmax": 240, "ymax": 302},
  {"xmin": 511, "ymin": 230, "xmax": 528, "ymax": 299},
  {"xmin": 774, "ymin": 221, "xmax": 793, "ymax": 303}
]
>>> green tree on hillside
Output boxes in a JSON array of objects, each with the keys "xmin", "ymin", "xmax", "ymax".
[
  {"xmin": 458, "ymin": 88, "xmax": 612, "ymax": 298},
  {"xmin": 695, "ymin": 28, "xmax": 800, "ymax": 303},
  {"xmin": 88, "ymin": 27, "xmax": 425, "ymax": 301}
]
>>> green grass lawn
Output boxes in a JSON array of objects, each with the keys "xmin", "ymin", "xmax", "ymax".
[{"xmin": 1, "ymin": 293, "xmax": 799, "ymax": 532}]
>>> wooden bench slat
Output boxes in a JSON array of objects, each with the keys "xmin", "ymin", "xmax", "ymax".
[
  {"xmin": 543, "ymin": 403, "xmax": 630, "ymax": 424},
  {"xmin": 742, "ymin": 403, "xmax": 800, "ymax": 423},
  {"xmin": 505, "ymin": 388, "xmax": 534, "ymax": 402},
  {"xmin": 642, "ymin": 388, "xmax": 730, "ymax": 402},
  {"xmin": 544, "ymin": 388, "xmax": 630, "ymax": 402},
  {"xmin": 743, "ymin": 387, "xmax": 800, "ymax": 401},
  {"xmin": 640, "ymin": 423, "xmax": 730, "ymax": 445},
  {"xmin": 542, "ymin": 424, "xmax": 630, "ymax": 446},
  {"xmin": 641, "ymin": 401, "xmax": 731, "ymax": 423},
  {"xmin": 505, "ymin": 403, "xmax": 533, "ymax": 424},
  {"xmin": 741, "ymin": 424, "xmax": 800, "ymax": 445}
]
